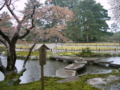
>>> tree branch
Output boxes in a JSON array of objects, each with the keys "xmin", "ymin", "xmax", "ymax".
[
  {"xmin": 23, "ymin": 41, "xmax": 38, "ymax": 68},
  {"xmin": 27, "ymin": 3, "xmax": 37, "ymax": 30},
  {"xmin": 0, "ymin": 29, "xmax": 10, "ymax": 42},
  {"xmin": 0, "ymin": 1, "xmax": 7, "ymax": 10},
  {"xmin": 0, "ymin": 38, "xmax": 7, "ymax": 47},
  {"xmin": 18, "ymin": 29, "xmax": 30, "ymax": 39},
  {"xmin": 18, "ymin": 67, "xmax": 26, "ymax": 77},
  {"xmin": 5, "ymin": 0, "xmax": 20, "ymax": 23}
]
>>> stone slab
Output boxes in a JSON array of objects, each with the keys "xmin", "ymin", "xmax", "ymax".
[
  {"xmin": 64, "ymin": 63, "xmax": 85, "ymax": 70},
  {"xmin": 56, "ymin": 69, "xmax": 76, "ymax": 78},
  {"xmin": 57, "ymin": 76, "xmax": 80, "ymax": 83}
]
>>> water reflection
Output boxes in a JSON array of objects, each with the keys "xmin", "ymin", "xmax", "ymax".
[
  {"xmin": 0, "ymin": 56, "xmax": 6, "ymax": 81},
  {"xmin": 0, "ymin": 56, "xmax": 68, "ymax": 83},
  {"xmin": 78, "ymin": 57, "xmax": 120, "ymax": 75},
  {"xmin": 0, "ymin": 56, "xmax": 120, "ymax": 83},
  {"xmin": 78, "ymin": 64, "xmax": 113, "ymax": 75}
]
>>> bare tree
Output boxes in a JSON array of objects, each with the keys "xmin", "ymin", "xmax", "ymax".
[
  {"xmin": 0, "ymin": 0, "xmax": 39, "ymax": 85},
  {"xmin": 109, "ymin": 0, "xmax": 120, "ymax": 24}
]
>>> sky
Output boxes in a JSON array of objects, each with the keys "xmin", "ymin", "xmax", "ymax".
[
  {"xmin": 9, "ymin": 0, "xmax": 110, "ymax": 12},
  {"xmin": 1, "ymin": 0, "xmax": 111, "ymax": 16},
  {"xmin": 96, "ymin": 0, "xmax": 113, "ymax": 26},
  {"xmin": 96, "ymin": 0, "xmax": 110, "ymax": 9},
  {"xmin": 1, "ymin": 0, "xmax": 113, "ymax": 28}
]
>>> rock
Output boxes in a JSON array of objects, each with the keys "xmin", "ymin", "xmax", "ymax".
[
  {"xmin": 1, "ymin": 52, "xmax": 5, "ymax": 56},
  {"xmin": 74, "ymin": 60, "xmax": 87, "ymax": 64},
  {"xmin": 56, "ymin": 69, "xmax": 77, "ymax": 78},
  {"xmin": 86, "ymin": 78, "xmax": 106, "ymax": 85},
  {"xmin": 86, "ymin": 75, "xmax": 120, "ymax": 86},
  {"xmin": 57, "ymin": 76, "xmax": 80, "ymax": 83},
  {"xmin": 65, "ymin": 63, "xmax": 85, "ymax": 71},
  {"xmin": 6, "ymin": 79, "xmax": 21, "ymax": 86},
  {"xmin": 30, "ymin": 56, "xmax": 36, "ymax": 60},
  {"xmin": 106, "ymin": 75, "xmax": 120, "ymax": 82},
  {"xmin": 110, "ymin": 62, "xmax": 120, "ymax": 68}
]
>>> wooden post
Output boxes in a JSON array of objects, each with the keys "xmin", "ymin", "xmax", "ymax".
[
  {"xmin": 38, "ymin": 44, "xmax": 49, "ymax": 90},
  {"xmin": 41, "ymin": 65, "xmax": 44, "ymax": 90}
]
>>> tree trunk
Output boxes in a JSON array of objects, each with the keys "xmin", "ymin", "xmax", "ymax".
[
  {"xmin": 0, "ymin": 42, "xmax": 37, "ymax": 86},
  {"xmin": 6, "ymin": 44, "xmax": 17, "ymax": 72},
  {"xmin": 2, "ymin": 43, "xmax": 21, "ymax": 86},
  {"xmin": 86, "ymin": 35, "xmax": 89, "ymax": 43}
]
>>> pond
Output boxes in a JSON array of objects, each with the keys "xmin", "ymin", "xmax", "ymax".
[
  {"xmin": 0, "ymin": 56, "xmax": 120, "ymax": 84},
  {"xmin": 0, "ymin": 56, "xmax": 68, "ymax": 83}
]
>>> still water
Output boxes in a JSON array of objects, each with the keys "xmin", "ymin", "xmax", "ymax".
[
  {"xmin": 0, "ymin": 56, "xmax": 120, "ymax": 83},
  {"xmin": 0, "ymin": 56, "xmax": 68, "ymax": 83}
]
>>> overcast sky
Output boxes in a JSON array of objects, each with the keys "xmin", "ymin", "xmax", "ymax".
[
  {"xmin": 12, "ymin": 0, "xmax": 110, "ymax": 10},
  {"xmin": 96, "ymin": 0, "xmax": 113, "ymax": 28},
  {"xmin": 1, "ymin": 0, "xmax": 111, "ymax": 14},
  {"xmin": 1, "ymin": 0, "xmax": 113, "ymax": 27},
  {"xmin": 96, "ymin": 0, "xmax": 110, "ymax": 9}
]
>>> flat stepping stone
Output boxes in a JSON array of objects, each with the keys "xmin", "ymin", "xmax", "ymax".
[
  {"xmin": 83, "ymin": 58, "xmax": 98, "ymax": 62},
  {"xmin": 74, "ymin": 60, "xmax": 87, "ymax": 64},
  {"xmin": 110, "ymin": 62, "xmax": 120, "ymax": 68},
  {"xmin": 87, "ymin": 75, "xmax": 120, "ymax": 85},
  {"xmin": 87, "ymin": 78, "xmax": 106, "ymax": 85},
  {"xmin": 56, "ymin": 69, "xmax": 77, "ymax": 78},
  {"xmin": 50, "ymin": 56, "xmax": 83, "ymax": 62},
  {"xmin": 57, "ymin": 76, "xmax": 80, "ymax": 83},
  {"xmin": 93, "ymin": 60, "xmax": 113, "ymax": 64},
  {"xmin": 65, "ymin": 63, "xmax": 85, "ymax": 70}
]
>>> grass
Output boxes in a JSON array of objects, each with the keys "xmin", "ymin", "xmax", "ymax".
[
  {"xmin": 0, "ymin": 43, "xmax": 120, "ymax": 90},
  {"xmin": 2, "ymin": 51, "xmax": 52, "ymax": 56},
  {"xmin": 0, "ymin": 44, "xmax": 36, "ymax": 49},
  {"xmin": 56, "ymin": 46, "xmax": 120, "ymax": 51},
  {"xmin": 0, "ymin": 72, "xmax": 119, "ymax": 90},
  {"xmin": 16, "ymin": 51, "xmax": 52, "ymax": 57},
  {"xmin": 64, "ymin": 43, "xmax": 120, "ymax": 46}
]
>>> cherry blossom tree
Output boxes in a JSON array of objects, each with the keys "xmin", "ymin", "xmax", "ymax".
[
  {"xmin": 35, "ymin": 5, "xmax": 74, "ymax": 42},
  {"xmin": 0, "ymin": 0, "xmax": 39, "ymax": 85},
  {"xmin": 109, "ymin": 0, "xmax": 120, "ymax": 24}
]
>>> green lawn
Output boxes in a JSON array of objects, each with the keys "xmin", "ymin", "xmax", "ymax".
[
  {"xmin": 56, "ymin": 46, "xmax": 120, "ymax": 51},
  {"xmin": 16, "ymin": 51, "xmax": 52, "ymax": 56},
  {"xmin": 63, "ymin": 43, "xmax": 120, "ymax": 46},
  {"xmin": 1, "ymin": 73, "xmax": 118, "ymax": 90}
]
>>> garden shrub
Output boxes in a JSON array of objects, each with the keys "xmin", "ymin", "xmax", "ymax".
[
  {"xmin": 76, "ymin": 47, "xmax": 93, "ymax": 57},
  {"xmin": 104, "ymin": 53, "xmax": 112, "ymax": 57}
]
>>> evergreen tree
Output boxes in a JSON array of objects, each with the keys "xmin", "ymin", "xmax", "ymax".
[
  {"xmin": 0, "ymin": 12, "xmax": 13, "ymax": 30},
  {"xmin": 0, "ymin": 12, "xmax": 13, "ymax": 36},
  {"xmin": 66, "ymin": 0, "xmax": 110, "ymax": 42}
]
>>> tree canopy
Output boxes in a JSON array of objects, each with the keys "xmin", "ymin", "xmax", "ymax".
[
  {"xmin": 24, "ymin": 0, "xmax": 111, "ymax": 43},
  {"xmin": 65, "ymin": 0, "xmax": 110, "ymax": 42},
  {"xmin": 109, "ymin": 0, "xmax": 120, "ymax": 24},
  {"xmin": 0, "ymin": 0, "xmax": 39, "ymax": 85}
]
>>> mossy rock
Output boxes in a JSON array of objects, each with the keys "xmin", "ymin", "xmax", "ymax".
[
  {"xmin": 95, "ymin": 53, "xmax": 104, "ymax": 57},
  {"xmin": 4, "ymin": 72, "xmax": 21, "ymax": 86}
]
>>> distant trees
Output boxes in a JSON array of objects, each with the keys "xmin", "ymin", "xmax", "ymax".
[
  {"xmin": 49, "ymin": 0, "xmax": 78, "ymax": 9},
  {"xmin": 23, "ymin": 1, "xmax": 74, "ymax": 42},
  {"xmin": 110, "ymin": 22, "xmax": 120, "ymax": 33},
  {"xmin": 109, "ymin": 0, "xmax": 120, "ymax": 42},
  {"xmin": 109, "ymin": 0, "xmax": 120, "ymax": 24},
  {"xmin": 110, "ymin": 31, "xmax": 120, "ymax": 42},
  {"xmin": 66, "ymin": 0, "xmax": 110, "ymax": 42},
  {"xmin": 0, "ymin": 12, "xmax": 13, "ymax": 35},
  {"xmin": 34, "ymin": 5, "xmax": 73, "ymax": 29},
  {"xmin": 39, "ymin": 5, "xmax": 73, "ymax": 42},
  {"xmin": 24, "ymin": 0, "xmax": 111, "ymax": 43}
]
